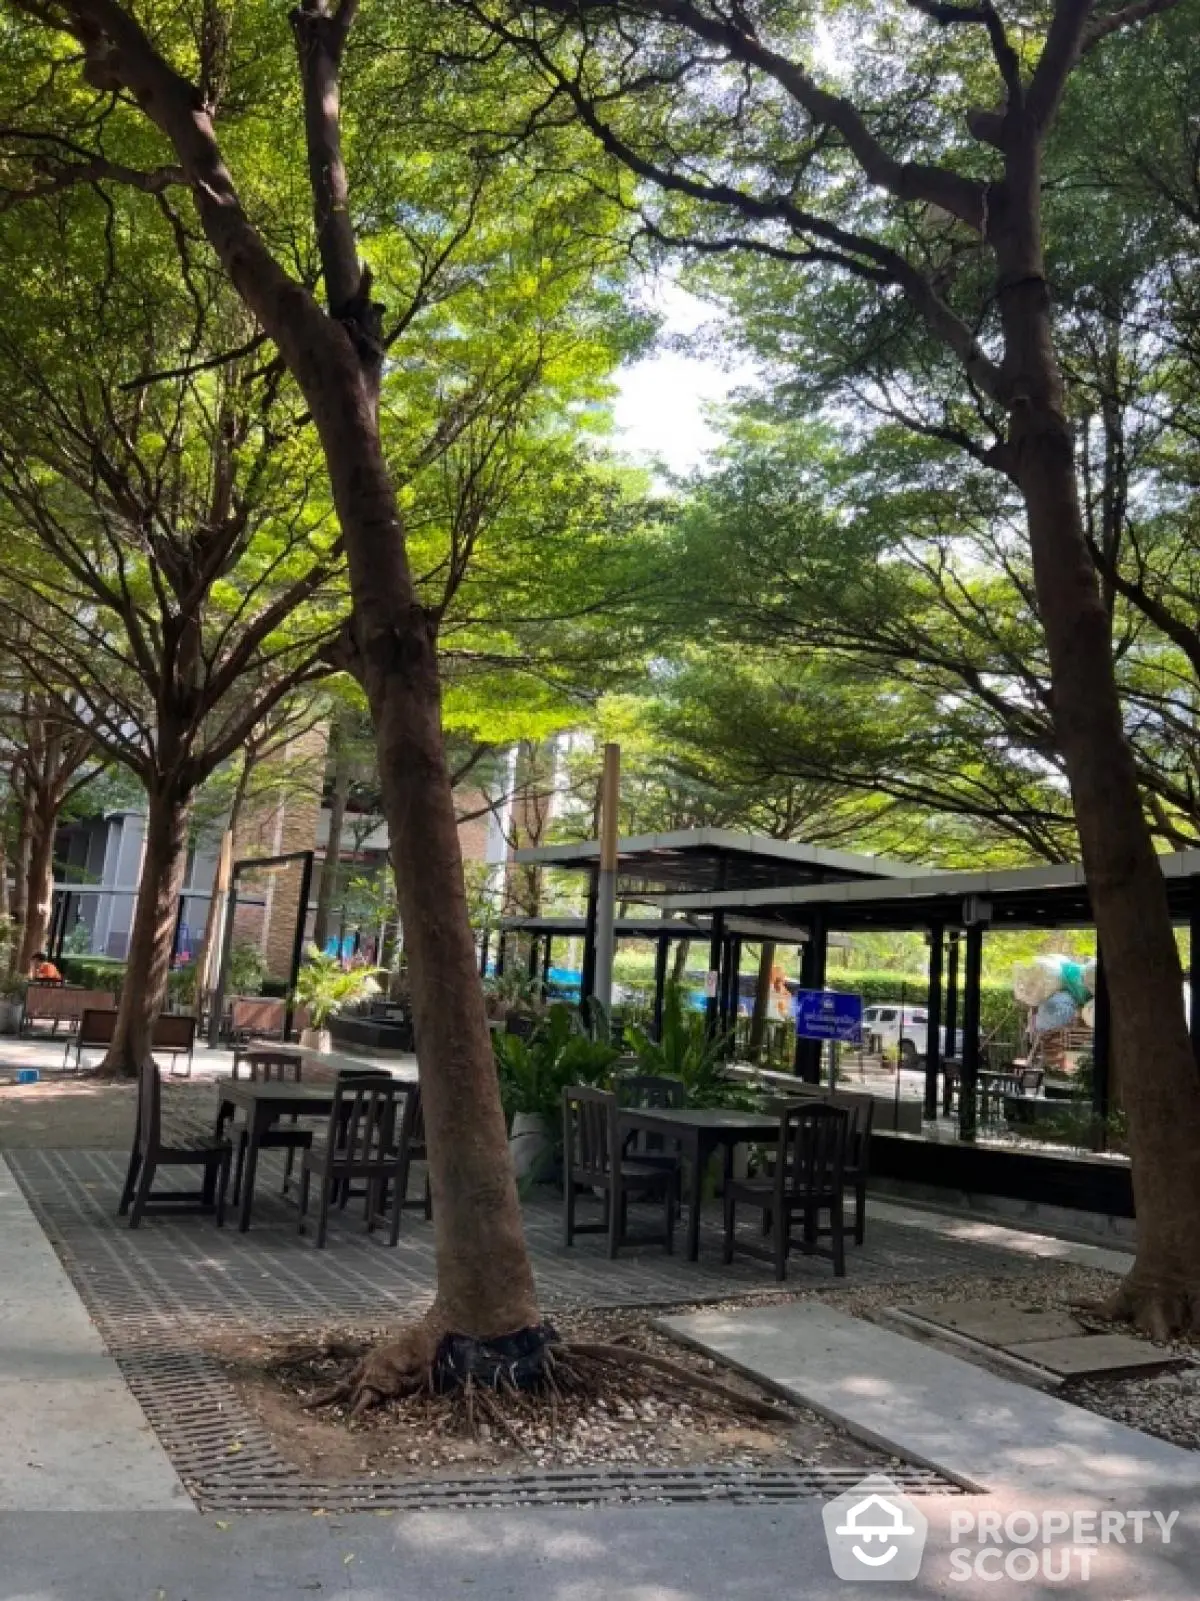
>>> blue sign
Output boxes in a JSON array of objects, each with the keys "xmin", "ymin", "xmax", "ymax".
[{"xmin": 793, "ymin": 989, "xmax": 863, "ymax": 1044}]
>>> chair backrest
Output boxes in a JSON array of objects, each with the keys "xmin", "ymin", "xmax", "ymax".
[
  {"xmin": 29, "ymin": 985, "xmax": 115, "ymax": 1022},
  {"xmin": 327, "ymin": 1075, "xmax": 401, "ymax": 1163},
  {"xmin": 828, "ymin": 1090, "xmax": 875, "ymax": 1163},
  {"xmin": 79, "ymin": 1007, "xmax": 119, "ymax": 1047},
  {"xmin": 774, "ymin": 1102, "xmax": 849, "ymax": 1202},
  {"xmin": 245, "ymin": 1048, "xmax": 300, "ymax": 1082},
  {"xmin": 136, "ymin": 1060, "xmax": 164, "ymax": 1160},
  {"xmin": 152, "ymin": 1013, "xmax": 196, "ymax": 1050},
  {"xmin": 1020, "ymin": 1066, "xmax": 1044, "ymax": 1094},
  {"xmin": 397, "ymin": 1081, "xmax": 425, "ymax": 1150},
  {"xmin": 616, "ymin": 1074, "xmax": 685, "ymax": 1110},
  {"xmin": 563, "ymin": 1085, "xmax": 618, "ymax": 1182}
]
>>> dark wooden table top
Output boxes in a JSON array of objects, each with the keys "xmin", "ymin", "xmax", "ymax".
[{"xmin": 618, "ymin": 1106, "xmax": 782, "ymax": 1137}]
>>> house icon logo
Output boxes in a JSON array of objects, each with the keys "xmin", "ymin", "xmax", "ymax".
[{"xmin": 822, "ymin": 1474, "xmax": 929, "ymax": 1581}]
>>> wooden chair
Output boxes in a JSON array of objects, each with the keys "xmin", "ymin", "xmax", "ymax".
[
  {"xmin": 562, "ymin": 1085, "xmax": 675, "ymax": 1258},
  {"xmin": 615, "ymin": 1073, "xmax": 685, "ymax": 1209},
  {"xmin": 119, "ymin": 1062, "xmax": 232, "ymax": 1228},
  {"xmin": 297, "ymin": 1076, "xmax": 408, "ymax": 1248},
  {"xmin": 724, "ymin": 1101, "xmax": 849, "ymax": 1280},
  {"xmin": 228, "ymin": 1049, "xmax": 312, "ymax": 1202}
]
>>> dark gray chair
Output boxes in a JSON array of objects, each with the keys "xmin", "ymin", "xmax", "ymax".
[
  {"xmin": 298, "ymin": 1075, "xmax": 407, "ymax": 1248},
  {"xmin": 724, "ymin": 1101, "xmax": 849, "ymax": 1280},
  {"xmin": 119, "ymin": 1062, "xmax": 232, "ymax": 1228},
  {"xmin": 562, "ymin": 1085, "xmax": 674, "ymax": 1258}
]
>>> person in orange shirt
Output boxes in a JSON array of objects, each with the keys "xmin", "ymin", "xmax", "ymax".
[{"xmin": 30, "ymin": 951, "xmax": 62, "ymax": 982}]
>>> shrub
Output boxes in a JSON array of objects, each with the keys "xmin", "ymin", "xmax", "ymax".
[
  {"xmin": 824, "ymin": 969, "xmax": 1020, "ymax": 1043},
  {"xmin": 60, "ymin": 955, "xmax": 126, "ymax": 995},
  {"xmin": 228, "ymin": 941, "xmax": 267, "ymax": 997}
]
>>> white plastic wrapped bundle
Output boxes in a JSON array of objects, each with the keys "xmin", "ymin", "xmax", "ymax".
[
  {"xmin": 1081, "ymin": 999, "xmax": 1095, "ymax": 1030},
  {"xmin": 1013, "ymin": 959, "xmax": 1064, "ymax": 1007},
  {"xmin": 1034, "ymin": 990, "xmax": 1079, "ymax": 1032}
]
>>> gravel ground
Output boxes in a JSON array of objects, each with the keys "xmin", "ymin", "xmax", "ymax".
[{"xmin": 213, "ymin": 1307, "xmax": 898, "ymax": 1482}]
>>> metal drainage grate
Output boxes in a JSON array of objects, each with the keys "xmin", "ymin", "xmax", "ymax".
[{"xmin": 9, "ymin": 1152, "xmax": 970, "ymax": 1513}]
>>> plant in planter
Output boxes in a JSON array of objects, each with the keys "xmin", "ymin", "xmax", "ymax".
[
  {"xmin": 292, "ymin": 947, "xmax": 382, "ymax": 1051},
  {"xmin": 627, "ymin": 983, "xmax": 754, "ymax": 1111},
  {"xmin": 228, "ymin": 940, "xmax": 268, "ymax": 998},
  {"xmin": 483, "ymin": 968, "xmax": 546, "ymax": 1023},
  {"xmin": 493, "ymin": 1002, "xmax": 621, "ymax": 1183}
]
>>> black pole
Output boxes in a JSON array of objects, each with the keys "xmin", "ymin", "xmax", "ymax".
[
  {"xmin": 944, "ymin": 931, "xmax": 961, "ymax": 1056},
  {"xmin": 170, "ymin": 893, "xmax": 186, "ymax": 967},
  {"xmin": 722, "ymin": 936, "xmax": 742, "ymax": 1052},
  {"xmin": 526, "ymin": 934, "xmax": 540, "ymax": 983},
  {"xmin": 496, "ymin": 932, "xmax": 507, "ymax": 977},
  {"xmin": 207, "ymin": 866, "xmax": 241, "ymax": 1047},
  {"xmin": 652, "ymin": 932, "xmax": 669, "ymax": 1040},
  {"xmin": 581, "ymin": 868, "xmax": 599, "ymax": 1005},
  {"xmin": 1190, "ymin": 888, "xmax": 1200, "ymax": 1070},
  {"xmin": 924, "ymin": 923, "xmax": 944, "ymax": 1120},
  {"xmin": 705, "ymin": 909, "xmax": 726, "ymax": 1038},
  {"xmin": 283, "ymin": 851, "xmax": 314, "ymax": 1041},
  {"xmin": 478, "ymin": 927, "xmax": 490, "ymax": 979},
  {"xmin": 959, "ymin": 922, "xmax": 984, "ymax": 1142},
  {"xmin": 541, "ymin": 933, "xmax": 553, "ymax": 998},
  {"xmin": 793, "ymin": 909, "xmax": 828, "ymax": 1083},
  {"xmin": 1092, "ymin": 944, "xmax": 1111, "ymax": 1147}
]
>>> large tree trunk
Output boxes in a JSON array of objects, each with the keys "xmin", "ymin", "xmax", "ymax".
[
  {"xmin": 309, "ymin": 360, "xmax": 539, "ymax": 1345},
  {"xmin": 8, "ymin": 775, "xmax": 31, "ymax": 976},
  {"xmin": 312, "ymin": 731, "xmax": 351, "ymax": 952},
  {"xmin": 99, "ymin": 786, "xmax": 192, "ymax": 1077},
  {"xmin": 1001, "ymin": 227, "xmax": 1200, "ymax": 1331},
  {"xmin": 17, "ymin": 799, "xmax": 57, "ymax": 973},
  {"xmin": 748, "ymin": 941, "xmax": 776, "ymax": 1057}
]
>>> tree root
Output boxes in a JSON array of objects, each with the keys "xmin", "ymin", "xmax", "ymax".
[
  {"xmin": 1093, "ymin": 1278, "xmax": 1199, "ymax": 1343},
  {"xmin": 565, "ymin": 1341, "xmax": 794, "ymax": 1423}
]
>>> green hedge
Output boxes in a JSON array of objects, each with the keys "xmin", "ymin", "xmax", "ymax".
[
  {"xmin": 825, "ymin": 969, "xmax": 1020, "ymax": 1042},
  {"xmin": 60, "ymin": 956, "xmax": 126, "ymax": 995}
]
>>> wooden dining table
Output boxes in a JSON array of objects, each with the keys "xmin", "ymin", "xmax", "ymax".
[
  {"xmin": 215, "ymin": 1065, "xmax": 416, "ymax": 1233},
  {"xmin": 617, "ymin": 1105, "xmax": 783, "ymax": 1261}
]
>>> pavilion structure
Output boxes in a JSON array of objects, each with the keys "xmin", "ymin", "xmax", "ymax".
[
  {"xmin": 507, "ymin": 827, "xmax": 911, "ymax": 1044},
  {"xmin": 660, "ymin": 849, "xmax": 1200, "ymax": 1142}
]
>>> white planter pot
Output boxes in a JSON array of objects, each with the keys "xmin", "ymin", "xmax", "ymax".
[
  {"xmin": 509, "ymin": 1112, "xmax": 550, "ymax": 1181},
  {"xmin": 300, "ymin": 1027, "xmax": 331, "ymax": 1053}
]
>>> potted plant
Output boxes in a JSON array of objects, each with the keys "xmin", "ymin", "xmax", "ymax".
[
  {"xmin": 493, "ymin": 1002, "xmax": 620, "ymax": 1184},
  {"xmin": 292, "ymin": 946, "xmax": 382, "ymax": 1051}
]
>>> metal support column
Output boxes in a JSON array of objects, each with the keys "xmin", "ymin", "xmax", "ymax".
[
  {"xmin": 580, "ymin": 869, "xmax": 598, "ymax": 1006},
  {"xmin": 1191, "ymin": 888, "xmax": 1200, "ymax": 1070},
  {"xmin": 923, "ymin": 922, "xmax": 944, "ymax": 1121},
  {"xmin": 652, "ymin": 933, "xmax": 670, "ymax": 1040},
  {"xmin": 282, "ymin": 851, "xmax": 314, "ymax": 1042},
  {"xmin": 592, "ymin": 742, "xmax": 620, "ymax": 1014},
  {"xmin": 541, "ymin": 934, "xmax": 553, "ymax": 998},
  {"xmin": 793, "ymin": 910, "xmax": 828, "ymax": 1083},
  {"xmin": 495, "ymin": 932, "xmax": 507, "ymax": 978},
  {"xmin": 1092, "ymin": 944, "xmax": 1111, "ymax": 1145},
  {"xmin": 478, "ymin": 927, "xmax": 490, "ymax": 979},
  {"xmin": 705, "ymin": 910, "xmax": 726, "ymax": 1038},
  {"xmin": 958, "ymin": 923, "xmax": 984, "ymax": 1142},
  {"xmin": 526, "ymin": 934, "xmax": 540, "ymax": 982}
]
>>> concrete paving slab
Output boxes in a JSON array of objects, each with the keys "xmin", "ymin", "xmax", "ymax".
[
  {"xmin": 0, "ymin": 1153, "xmax": 190, "ymax": 1510},
  {"xmin": 658, "ymin": 1301, "xmax": 1200, "ymax": 1500},
  {"xmin": 1006, "ymin": 1333, "xmax": 1188, "ymax": 1379},
  {"xmin": 868, "ymin": 1196, "xmax": 1136, "ymax": 1273},
  {"xmin": 902, "ymin": 1298, "xmax": 1084, "ymax": 1346}
]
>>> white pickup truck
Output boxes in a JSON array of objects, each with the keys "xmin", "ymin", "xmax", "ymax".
[{"xmin": 861, "ymin": 1004, "xmax": 962, "ymax": 1066}]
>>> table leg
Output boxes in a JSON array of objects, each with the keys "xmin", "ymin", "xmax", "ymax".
[
  {"xmin": 685, "ymin": 1132, "xmax": 705, "ymax": 1261},
  {"xmin": 238, "ymin": 1106, "xmax": 266, "ymax": 1232},
  {"xmin": 214, "ymin": 1098, "xmax": 233, "ymax": 1142}
]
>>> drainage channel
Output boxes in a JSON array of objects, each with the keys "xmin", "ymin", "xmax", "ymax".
[{"xmin": 10, "ymin": 1153, "xmax": 968, "ymax": 1513}]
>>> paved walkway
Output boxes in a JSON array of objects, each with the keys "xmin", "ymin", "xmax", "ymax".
[
  {"xmin": 659, "ymin": 1301, "xmax": 1200, "ymax": 1502},
  {"xmin": 0, "ymin": 1153, "xmax": 190, "ymax": 1511},
  {"xmin": 5, "ymin": 1499, "xmax": 1198, "ymax": 1601}
]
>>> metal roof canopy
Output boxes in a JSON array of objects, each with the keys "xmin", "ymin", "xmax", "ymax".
[
  {"xmin": 660, "ymin": 848, "xmax": 1200, "ymax": 932},
  {"xmin": 498, "ymin": 911, "xmax": 824, "ymax": 945},
  {"xmin": 513, "ymin": 827, "xmax": 913, "ymax": 896}
]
